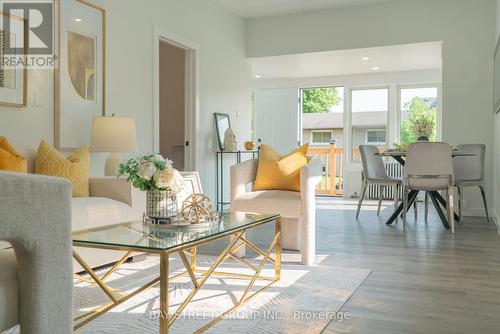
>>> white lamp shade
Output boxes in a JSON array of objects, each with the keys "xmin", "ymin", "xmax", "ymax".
[{"xmin": 90, "ymin": 116, "xmax": 137, "ymax": 152}]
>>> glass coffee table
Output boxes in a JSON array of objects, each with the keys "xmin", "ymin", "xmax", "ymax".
[{"xmin": 72, "ymin": 212, "xmax": 281, "ymax": 333}]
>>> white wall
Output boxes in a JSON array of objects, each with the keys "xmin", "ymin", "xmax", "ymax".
[
  {"xmin": 0, "ymin": 0, "xmax": 252, "ymax": 201},
  {"xmin": 496, "ymin": 0, "xmax": 500, "ymax": 40},
  {"xmin": 494, "ymin": 0, "xmax": 500, "ymax": 226},
  {"xmin": 0, "ymin": 72, "xmax": 54, "ymax": 150},
  {"xmin": 247, "ymin": 0, "xmax": 495, "ymax": 214}
]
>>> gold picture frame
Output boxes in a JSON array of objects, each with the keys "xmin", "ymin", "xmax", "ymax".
[
  {"xmin": 55, "ymin": 0, "xmax": 106, "ymax": 149},
  {"xmin": 0, "ymin": 11, "xmax": 28, "ymax": 107}
]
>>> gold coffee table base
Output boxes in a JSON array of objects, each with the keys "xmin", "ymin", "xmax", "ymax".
[{"xmin": 73, "ymin": 220, "xmax": 281, "ymax": 333}]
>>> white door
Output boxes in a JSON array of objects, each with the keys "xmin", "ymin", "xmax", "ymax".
[{"xmin": 254, "ymin": 88, "xmax": 299, "ymax": 153}]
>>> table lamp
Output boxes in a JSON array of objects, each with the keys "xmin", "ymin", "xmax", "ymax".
[{"xmin": 90, "ymin": 115, "xmax": 137, "ymax": 176}]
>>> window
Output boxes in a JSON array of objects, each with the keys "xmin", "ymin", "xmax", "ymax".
[
  {"xmin": 366, "ymin": 129, "xmax": 386, "ymax": 145},
  {"xmin": 399, "ymin": 87, "xmax": 439, "ymax": 144},
  {"xmin": 311, "ymin": 130, "xmax": 333, "ymax": 144},
  {"xmin": 350, "ymin": 88, "xmax": 388, "ymax": 161},
  {"xmin": 301, "ymin": 87, "xmax": 344, "ymax": 146}
]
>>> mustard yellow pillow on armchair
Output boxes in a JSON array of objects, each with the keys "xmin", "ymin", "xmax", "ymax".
[
  {"xmin": 35, "ymin": 140, "xmax": 89, "ymax": 197},
  {"xmin": 253, "ymin": 144, "xmax": 309, "ymax": 192},
  {"xmin": 0, "ymin": 136, "xmax": 27, "ymax": 173}
]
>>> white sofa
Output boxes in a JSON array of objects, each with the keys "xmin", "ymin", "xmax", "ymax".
[
  {"xmin": 230, "ymin": 158, "xmax": 322, "ymax": 265},
  {"xmin": 0, "ymin": 172, "xmax": 73, "ymax": 333},
  {"xmin": 1, "ymin": 146, "xmax": 146, "ymax": 273}
]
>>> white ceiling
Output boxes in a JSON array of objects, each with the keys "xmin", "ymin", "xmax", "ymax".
[
  {"xmin": 213, "ymin": 0, "xmax": 396, "ymax": 18},
  {"xmin": 251, "ymin": 42, "xmax": 442, "ymax": 79}
]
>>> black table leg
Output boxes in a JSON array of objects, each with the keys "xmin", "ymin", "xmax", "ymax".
[
  {"xmin": 216, "ymin": 152, "xmax": 219, "ymax": 211},
  {"xmin": 428, "ymin": 192, "xmax": 450, "ymax": 229},
  {"xmin": 432, "ymin": 191, "xmax": 459, "ymax": 221},
  {"xmin": 386, "ymin": 190, "xmax": 419, "ymax": 225},
  {"xmin": 393, "ymin": 156, "xmax": 406, "ymax": 165}
]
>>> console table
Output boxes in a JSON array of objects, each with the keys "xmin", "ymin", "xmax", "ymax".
[{"xmin": 216, "ymin": 150, "xmax": 259, "ymax": 211}]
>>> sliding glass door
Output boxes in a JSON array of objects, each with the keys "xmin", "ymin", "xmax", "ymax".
[{"xmin": 300, "ymin": 86, "xmax": 345, "ymax": 195}]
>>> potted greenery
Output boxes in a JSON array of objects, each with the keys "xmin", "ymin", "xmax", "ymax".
[
  {"xmin": 118, "ymin": 154, "xmax": 184, "ymax": 224},
  {"xmin": 411, "ymin": 114, "xmax": 435, "ymax": 141}
]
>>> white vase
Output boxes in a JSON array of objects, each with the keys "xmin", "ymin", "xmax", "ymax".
[
  {"xmin": 145, "ymin": 190, "xmax": 177, "ymax": 224},
  {"xmin": 223, "ymin": 127, "xmax": 237, "ymax": 151}
]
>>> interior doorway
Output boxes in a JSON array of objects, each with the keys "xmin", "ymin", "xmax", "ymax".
[
  {"xmin": 154, "ymin": 26, "xmax": 198, "ymax": 171},
  {"xmin": 159, "ymin": 41, "xmax": 186, "ymax": 170}
]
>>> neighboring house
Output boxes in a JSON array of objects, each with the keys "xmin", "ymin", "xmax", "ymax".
[{"xmin": 302, "ymin": 111, "xmax": 387, "ymax": 149}]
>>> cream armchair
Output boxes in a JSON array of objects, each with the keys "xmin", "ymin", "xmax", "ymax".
[{"xmin": 230, "ymin": 158, "xmax": 322, "ymax": 265}]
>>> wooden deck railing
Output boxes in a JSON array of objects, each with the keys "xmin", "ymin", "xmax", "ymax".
[
  {"xmin": 307, "ymin": 143, "xmax": 348, "ymax": 195},
  {"xmin": 308, "ymin": 143, "xmax": 385, "ymax": 195}
]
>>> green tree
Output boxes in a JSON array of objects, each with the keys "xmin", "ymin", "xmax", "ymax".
[
  {"xmin": 302, "ymin": 88, "xmax": 342, "ymax": 113},
  {"xmin": 400, "ymin": 97, "xmax": 437, "ymax": 145}
]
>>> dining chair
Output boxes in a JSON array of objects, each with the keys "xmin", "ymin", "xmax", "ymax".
[
  {"xmin": 357, "ymin": 145, "xmax": 404, "ymax": 219},
  {"xmin": 403, "ymin": 142, "xmax": 455, "ymax": 233},
  {"xmin": 452, "ymin": 144, "xmax": 490, "ymax": 223}
]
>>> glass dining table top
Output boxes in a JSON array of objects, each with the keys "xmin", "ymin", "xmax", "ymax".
[{"xmin": 72, "ymin": 212, "xmax": 279, "ymax": 252}]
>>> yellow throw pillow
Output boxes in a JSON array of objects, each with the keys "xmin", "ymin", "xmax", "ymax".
[
  {"xmin": 0, "ymin": 136, "xmax": 27, "ymax": 173},
  {"xmin": 35, "ymin": 140, "xmax": 89, "ymax": 197},
  {"xmin": 253, "ymin": 144, "xmax": 309, "ymax": 192}
]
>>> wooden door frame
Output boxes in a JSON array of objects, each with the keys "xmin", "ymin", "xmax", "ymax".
[{"xmin": 153, "ymin": 25, "xmax": 199, "ymax": 170}]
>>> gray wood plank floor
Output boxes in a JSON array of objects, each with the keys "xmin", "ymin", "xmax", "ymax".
[
  {"xmin": 317, "ymin": 197, "xmax": 500, "ymax": 334},
  {"xmin": 202, "ymin": 196, "xmax": 500, "ymax": 334}
]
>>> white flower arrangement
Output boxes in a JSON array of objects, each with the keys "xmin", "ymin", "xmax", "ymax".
[{"xmin": 117, "ymin": 154, "xmax": 184, "ymax": 194}]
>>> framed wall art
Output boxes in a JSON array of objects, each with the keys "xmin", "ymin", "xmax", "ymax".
[
  {"xmin": 214, "ymin": 113, "xmax": 231, "ymax": 151},
  {"xmin": 55, "ymin": 0, "xmax": 105, "ymax": 149},
  {"xmin": 0, "ymin": 11, "xmax": 28, "ymax": 107}
]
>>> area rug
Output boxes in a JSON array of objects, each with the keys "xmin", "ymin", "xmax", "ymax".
[
  {"xmin": 3, "ymin": 254, "xmax": 370, "ymax": 334},
  {"xmin": 70, "ymin": 253, "xmax": 370, "ymax": 334}
]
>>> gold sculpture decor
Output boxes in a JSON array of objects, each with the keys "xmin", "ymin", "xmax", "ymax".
[{"xmin": 181, "ymin": 193, "xmax": 213, "ymax": 224}]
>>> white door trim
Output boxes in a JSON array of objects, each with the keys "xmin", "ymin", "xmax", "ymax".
[{"xmin": 153, "ymin": 25, "xmax": 200, "ymax": 170}]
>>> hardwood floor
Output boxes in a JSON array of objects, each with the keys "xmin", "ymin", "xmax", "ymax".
[
  {"xmin": 202, "ymin": 196, "xmax": 500, "ymax": 333},
  {"xmin": 316, "ymin": 197, "xmax": 500, "ymax": 334}
]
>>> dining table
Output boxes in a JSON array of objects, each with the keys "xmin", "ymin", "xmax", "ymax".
[{"xmin": 378, "ymin": 150, "xmax": 476, "ymax": 229}]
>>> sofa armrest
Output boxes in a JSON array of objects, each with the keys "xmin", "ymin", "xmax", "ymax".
[
  {"xmin": 0, "ymin": 171, "xmax": 73, "ymax": 333},
  {"xmin": 89, "ymin": 177, "xmax": 146, "ymax": 218},
  {"xmin": 230, "ymin": 158, "xmax": 258, "ymax": 209}
]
